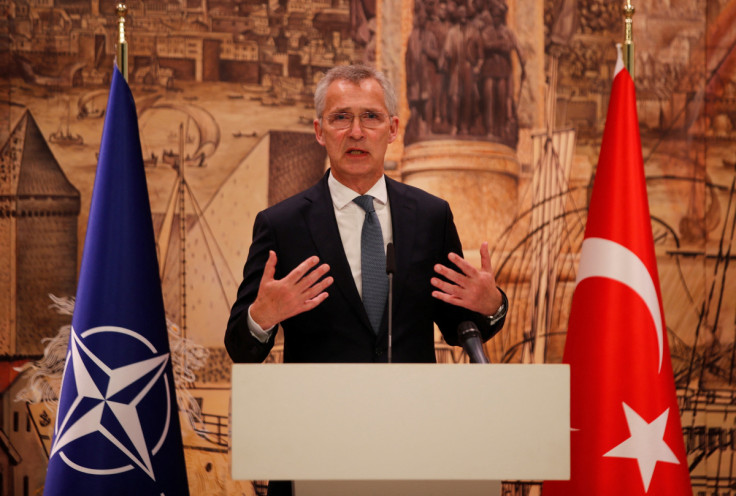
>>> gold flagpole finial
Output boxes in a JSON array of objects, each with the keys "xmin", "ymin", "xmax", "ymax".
[
  {"xmin": 623, "ymin": 0, "xmax": 635, "ymax": 79},
  {"xmin": 116, "ymin": 3, "xmax": 128, "ymax": 82}
]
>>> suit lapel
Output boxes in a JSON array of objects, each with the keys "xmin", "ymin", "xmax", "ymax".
[
  {"xmin": 303, "ymin": 173, "xmax": 374, "ymax": 333},
  {"xmin": 386, "ymin": 177, "xmax": 417, "ymax": 311}
]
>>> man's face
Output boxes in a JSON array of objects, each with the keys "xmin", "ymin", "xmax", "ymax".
[
  {"xmin": 438, "ymin": 3, "xmax": 447, "ymax": 20},
  {"xmin": 314, "ymin": 78, "xmax": 399, "ymax": 192}
]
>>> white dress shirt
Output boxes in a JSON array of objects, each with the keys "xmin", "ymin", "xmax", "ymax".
[{"xmin": 248, "ymin": 172, "xmax": 393, "ymax": 342}]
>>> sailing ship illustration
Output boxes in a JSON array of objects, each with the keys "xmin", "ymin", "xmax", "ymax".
[
  {"xmin": 77, "ymin": 89, "xmax": 108, "ymax": 119},
  {"xmin": 49, "ymin": 99, "xmax": 83, "ymax": 146},
  {"xmin": 140, "ymin": 102, "xmax": 220, "ymax": 169},
  {"xmin": 154, "ymin": 123, "xmax": 234, "ymax": 450}
]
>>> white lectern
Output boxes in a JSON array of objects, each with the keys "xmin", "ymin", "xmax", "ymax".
[{"xmin": 231, "ymin": 364, "xmax": 569, "ymax": 496}]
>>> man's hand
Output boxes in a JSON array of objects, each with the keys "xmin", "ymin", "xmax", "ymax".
[
  {"xmin": 250, "ymin": 251, "xmax": 333, "ymax": 329},
  {"xmin": 431, "ymin": 242, "xmax": 502, "ymax": 316}
]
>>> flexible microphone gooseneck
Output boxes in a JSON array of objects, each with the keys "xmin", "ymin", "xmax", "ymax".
[
  {"xmin": 457, "ymin": 321, "xmax": 491, "ymax": 364},
  {"xmin": 385, "ymin": 242, "xmax": 396, "ymax": 364}
]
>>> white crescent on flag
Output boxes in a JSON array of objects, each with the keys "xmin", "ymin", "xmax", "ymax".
[{"xmin": 576, "ymin": 237, "xmax": 664, "ymax": 373}]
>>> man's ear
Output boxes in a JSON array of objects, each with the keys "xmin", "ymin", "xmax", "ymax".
[
  {"xmin": 314, "ymin": 118, "xmax": 325, "ymax": 145},
  {"xmin": 387, "ymin": 115, "xmax": 400, "ymax": 144}
]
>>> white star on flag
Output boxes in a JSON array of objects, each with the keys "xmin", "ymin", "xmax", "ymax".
[
  {"xmin": 603, "ymin": 402, "xmax": 680, "ymax": 492},
  {"xmin": 50, "ymin": 328, "xmax": 170, "ymax": 480}
]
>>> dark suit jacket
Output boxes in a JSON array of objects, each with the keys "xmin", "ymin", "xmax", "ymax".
[{"xmin": 225, "ymin": 170, "xmax": 504, "ymax": 363}]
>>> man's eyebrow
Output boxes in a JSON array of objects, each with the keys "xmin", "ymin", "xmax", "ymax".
[{"xmin": 328, "ymin": 107, "xmax": 383, "ymax": 114}]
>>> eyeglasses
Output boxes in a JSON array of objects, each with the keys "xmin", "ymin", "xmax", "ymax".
[{"xmin": 323, "ymin": 111, "xmax": 389, "ymax": 129}]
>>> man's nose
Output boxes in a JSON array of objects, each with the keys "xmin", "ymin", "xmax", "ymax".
[{"xmin": 348, "ymin": 116, "xmax": 365, "ymax": 138}]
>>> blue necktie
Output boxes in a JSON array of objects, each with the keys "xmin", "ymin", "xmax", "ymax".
[{"xmin": 353, "ymin": 195, "xmax": 388, "ymax": 334}]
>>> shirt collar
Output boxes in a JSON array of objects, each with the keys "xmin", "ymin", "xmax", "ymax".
[{"xmin": 328, "ymin": 171, "xmax": 388, "ymax": 210}]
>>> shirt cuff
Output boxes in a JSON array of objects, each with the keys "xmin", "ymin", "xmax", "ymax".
[{"xmin": 248, "ymin": 305, "xmax": 276, "ymax": 344}]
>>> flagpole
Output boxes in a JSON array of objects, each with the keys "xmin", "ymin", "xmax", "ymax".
[
  {"xmin": 623, "ymin": 0, "xmax": 635, "ymax": 79},
  {"xmin": 116, "ymin": 3, "xmax": 128, "ymax": 81}
]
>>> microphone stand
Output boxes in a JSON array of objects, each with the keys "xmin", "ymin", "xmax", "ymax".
[
  {"xmin": 386, "ymin": 242, "xmax": 396, "ymax": 364},
  {"xmin": 457, "ymin": 321, "xmax": 491, "ymax": 364}
]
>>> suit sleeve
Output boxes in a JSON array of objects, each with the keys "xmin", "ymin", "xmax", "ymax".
[
  {"xmin": 224, "ymin": 211, "xmax": 278, "ymax": 363},
  {"xmin": 431, "ymin": 203, "xmax": 506, "ymax": 346}
]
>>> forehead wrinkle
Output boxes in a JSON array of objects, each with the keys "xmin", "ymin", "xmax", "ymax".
[{"xmin": 323, "ymin": 79, "xmax": 389, "ymax": 115}]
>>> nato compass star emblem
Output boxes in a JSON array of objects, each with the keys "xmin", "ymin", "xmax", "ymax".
[{"xmin": 50, "ymin": 325, "xmax": 173, "ymax": 480}]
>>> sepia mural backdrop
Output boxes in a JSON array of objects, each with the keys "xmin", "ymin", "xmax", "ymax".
[{"xmin": 1, "ymin": 0, "xmax": 735, "ymax": 494}]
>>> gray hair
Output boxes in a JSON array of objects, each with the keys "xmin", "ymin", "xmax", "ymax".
[{"xmin": 314, "ymin": 65, "xmax": 398, "ymax": 118}]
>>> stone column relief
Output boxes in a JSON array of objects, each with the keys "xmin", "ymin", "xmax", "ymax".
[{"xmin": 404, "ymin": 0, "xmax": 526, "ymax": 148}]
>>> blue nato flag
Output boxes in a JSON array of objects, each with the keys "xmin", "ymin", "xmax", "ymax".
[{"xmin": 43, "ymin": 65, "xmax": 189, "ymax": 496}]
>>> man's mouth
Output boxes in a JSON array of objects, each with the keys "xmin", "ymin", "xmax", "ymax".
[{"xmin": 347, "ymin": 149, "xmax": 367, "ymax": 155}]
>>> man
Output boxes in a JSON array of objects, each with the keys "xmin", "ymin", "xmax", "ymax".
[
  {"xmin": 479, "ymin": 0, "xmax": 524, "ymax": 146},
  {"xmin": 225, "ymin": 64, "xmax": 506, "ymax": 365},
  {"xmin": 427, "ymin": 0, "xmax": 451, "ymax": 129},
  {"xmin": 439, "ymin": 5, "xmax": 483, "ymax": 136},
  {"xmin": 225, "ymin": 63, "xmax": 507, "ymax": 496},
  {"xmin": 406, "ymin": 4, "xmax": 439, "ymax": 142}
]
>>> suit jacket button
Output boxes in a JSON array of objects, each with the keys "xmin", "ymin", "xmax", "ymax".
[{"xmin": 374, "ymin": 347, "xmax": 384, "ymax": 356}]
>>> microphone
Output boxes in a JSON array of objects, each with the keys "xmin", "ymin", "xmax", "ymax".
[
  {"xmin": 457, "ymin": 321, "xmax": 490, "ymax": 364},
  {"xmin": 386, "ymin": 242, "xmax": 395, "ymax": 363},
  {"xmin": 386, "ymin": 242, "xmax": 396, "ymax": 275}
]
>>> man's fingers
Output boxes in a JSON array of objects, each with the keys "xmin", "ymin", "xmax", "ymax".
[
  {"xmin": 434, "ymin": 263, "xmax": 466, "ymax": 286},
  {"xmin": 447, "ymin": 252, "xmax": 477, "ymax": 276},
  {"xmin": 431, "ymin": 245, "xmax": 502, "ymax": 315},
  {"xmin": 479, "ymin": 242, "xmax": 492, "ymax": 273},
  {"xmin": 284, "ymin": 255, "xmax": 321, "ymax": 284},
  {"xmin": 431, "ymin": 290, "xmax": 458, "ymax": 305},
  {"xmin": 431, "ymin": 276, "xmax": 458, "ymax": 296},
  {"xmin": 252, "ymin": 254, "xmax": 334, "ymax": 327},
  {"xmin": 305, "ymin": 291, "xmax": 330, "ymax": 308},
  {"xmin": 304, "ymin": 276, "xmax": 334, "ymax": 300},
  {"xmin": 297, "ymin": 263, "xmax": 331, "ymax": 290},
  {"xmin": 261, "ymin": 250, "xmax": 278, "ymax": 282}
]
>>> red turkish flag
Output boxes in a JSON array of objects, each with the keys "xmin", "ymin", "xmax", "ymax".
[{"xmin": 542, "ymin": 59, "xmax": 692, "ymax": 495}]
